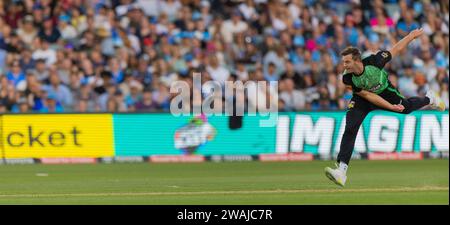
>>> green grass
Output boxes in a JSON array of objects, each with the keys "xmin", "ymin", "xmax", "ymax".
[{"xmin": 0, "ymin": 160, "xmax": 448, "ymax": 204}]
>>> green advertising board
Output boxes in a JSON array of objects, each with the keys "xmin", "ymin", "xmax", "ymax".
[
  {"xmin": 113, "ymin": 114, "xmax": 276, "ymax": 156},
  {"xmin": 113, "ymin": 111, "xmax": 448, "ymax": 156},
  {"xmin": 275, "ymin": 110, "xmax": 448, "ymax": 156}
]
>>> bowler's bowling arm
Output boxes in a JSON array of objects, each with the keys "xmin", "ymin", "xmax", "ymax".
[{"xmin": 349, "ymin": 86, "xmax": 403, "ymax": 112}]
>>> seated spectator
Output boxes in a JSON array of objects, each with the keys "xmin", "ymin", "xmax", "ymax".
[
  {"xmin": 0, "ymin": 98, "xmax": 7, "ymax": 113},
  {"xmin": 108, "ymin": 57, "xmax": 125, "ymax": 84},
  {"xmin": 19, "ymin": 49, "xmax": 36, "ymax": 73},
  {"xmin": 44, "ymin": 72, "xmax": 73, "ymax": 109},
  {"xmin": 152, "ymin": 83, "xmax": 171, "ymax": 111},
  {"xmin": 279, "ymin": 78, "xmax": 306, "ymax": 111},
  {"xmin": 75, "ymin": 83, "xmax": 97, "ymax": 112},
  {"xmin": 134, "ymin": 88, "xmax": 159, "ymax": 112},
  {"xmin": 206, "ymin": 55, "xmax": 230, "ymax": 85},
  {"xmin": 98, "ymin": 84, "xmax": 117, "ymax": 112},
  {"xmin": 58, "ymin": 14, "xmax": 78, "ymax": 42},
  {"xmin": 32, "ymin": 39, "xmax": 57, "ymax": 67},
  {"xmin": 398, "ymin": 65, "xmax": 418, "ymax": 98},
  {"xmin": 11, "ymin": 97, "xmax": 30, "ymax": 113},
  {"xmin": 40, "ymin": 93, "xmax": 64, "ymax": 113},
  {"xmin": 280, "ymin": 61, "xmax": 305, "ymax": 89},
  {"xmin": 125, "ymin": 81, "xmax": 143, "ymax": 109},
  {"xmin": 370, "ymin": 7, "xmax": 395, "ymax": 35},
  {"xmin": 396, "ymin": 9, "xmax": 420, "ymax": 38},
  {"xmin": 6, "ymin": 61, "xmax": 26, "ymax": 87},
  {"xmin": 16, "ymin": 15, "xmax": 37, "ymax": 46},
  {"xmin": 234, "ymin": 61, "xmax": 249, "ymax": 81},
  {"xmin": 114, "ymin": 89, "xmax": 128, "ymax": 112},
  {"xmin": 38, "ymin": 16, "xmax": 61, "ymax": 43},
  {"xmin": 220, "ymin": 10, "xmax": 248, "ymax": 44},
  {"xmin": 263, "ymin": 62, "xmax": 279, "ymax": 82}
]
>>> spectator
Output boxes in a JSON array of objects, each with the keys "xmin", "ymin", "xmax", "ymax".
[
  {"xmin": 40, "ymin": 93, "xmax": 64, "ymax": 113},
  {"xmin": 30, "ymin": 58, "xmax": 49, "ymax": 83},
  {"xmin": 263, "ymin": 62, "xmax": 280, "ymax": 82},
  {"xmin": 246, "ymin": 69, "xmax": 267, "ymax": 111},
  {"xmin": 280, "ymin": 61, "xmax": 305, "ymax": 89},
  {"xmin": 279, "ymin": 78, "xmax": 306, "ymax": 111},
  {"xmin": 314, "ymin": 84, "xmax": 335, "ymax": 110},
  {"xmin": 98, "ymin": 84, "xmax": 117, "ymax": 112},
  {"xmin": 11, "ymin": 97, "xmax": 30, "ymax": 113},
  {"xmin": 370, "ymin": 7, "xmax": 395, "ymax": 35},
  {"xmin": 0, "ymin": 48, "xmax": 6, "ymax": 74},
  {"xmin": 398, "ymin": 65, "xmax": 419, "ymax": 98},
  {"xmin": 263, "ymin": 45, "xmax": 286, "ymax": 78},
  {"xmin": 3, "ymin": 2, "xmax": 24, "ymax": 29},
  {"xmin": 119, "ymin": 72, "xmax": 135, "ymax": 97},
  {"xmin": 125, "ymin": 80, "xmax": 143, "ymax": 109},
  {"xmin": 75, "ymin": 84, "xmax": 97, "ymax": 112},
  {"xmin": 0, "ymin": 98, "xmax": 7, "ymax": 113},
  {"xmin": 58, "ymin": 14, "xmax": 78, "ymax": 42},
  {"xmin": 77, "ymin": 99, "xmax": 90, "ymax": 113},
  {"xmin": 32, "ymin": 39, "xmax": 57, "ymax": 66},
  {"xmin": 6, "ymin": 61, "xmax": 26, "ymax": 87},
  {"xmin": 70, "ymin": 7, "xmax": 88, "ymax": 34},
  {"xmin": 441, "ymin": 83, "xmax": 449, "ymax": 109},
  {"xmin": 38, "ymin": 16, "xmax": 61, "ymax": 43},
  {"xmin": 238, "ymin": 0, "xmax": 259, "ymax": 22},
  {"xmin": 30, "ymin": 87, "xmax": 46, "ymax": 112},
  {"xmin": 44, "ymin": 72, "xmax": 73, "ymax": 109},
  {"xmin": 160, "ymin": 0, "xmax": 183, "ymax": 22},
  {"xmin": 19, "ymin": 48, "xmax": 35, "ymax": 72},
  {"xmin": 327, "ymin": 73, "xmax": 341, "ymax": 109},
  {"xmin": 206, "ymin": 55, "xmax": 230, "ymax": 85},
  {"xmin": 16, "ymin": 15, "xmax": 37, "ymax": 46},
  {"xmin": 152, "ymin": 82, "xmax": 171, "ymax": 111},
  {"xmin": 396, "ymin": 9, "xmax": 420, "ymax": 38},
  {"xmin": 134, "ymin": 57, "xmax": 153, "ymax": 87},
  {"xmin": 113, "ymin": 89, "xmax": 128, "ymax": 112},
  {"xmin": 134, "ymin": 88, "xmax": 159, "ymax": 112},
  {"xmin": 278, "ymin": 98, "xmax": 287, "ymax": 112},
  {"xmin": 108, "ymin": 57, "xmax": 125, "ymax": 84},
  {"xmin": 94, "ymin": 4, "xmax": 112, "ymax": 38},
  {"xmin": 220, "ymin": 10, "xmax": 248, "ymax": 44},
  {"xmin": 234, "ymin": 62, "xmax": 249, "ymax": 81}
]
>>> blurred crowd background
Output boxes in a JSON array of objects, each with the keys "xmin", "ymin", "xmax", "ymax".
[{"xmin": 0, "ymin": 0, "xmax": 448, "ymax": 113}]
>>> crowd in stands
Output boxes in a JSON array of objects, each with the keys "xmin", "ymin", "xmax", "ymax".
[{"xmin": 0, "ymin": 0, "xmax": 448, "ymax": 113}]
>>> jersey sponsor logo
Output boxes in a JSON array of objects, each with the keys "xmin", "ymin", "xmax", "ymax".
[
  {"xmin": 348, "ymin": 101, "xmax": 355, "ymax": 109},
  {"xmin": 368, "ymin": 83, "xmax": 382, "ymax": 92},
  {"xmin": 351, "ymin": 66, "xmax": 388, "ymax": 93}
]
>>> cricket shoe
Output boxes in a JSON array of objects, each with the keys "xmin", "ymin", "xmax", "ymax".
[
  {"xmin": 325, "ymin": 163, "xmax": 347, "ymax": 187},
  {"xmin": 426, "ymin": 89, "xmax": 446, "ymax": 111}
]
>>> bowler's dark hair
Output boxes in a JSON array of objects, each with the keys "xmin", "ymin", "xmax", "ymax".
[{"xmin": 340, "ymin": 47, "xmax": 361, "ymax": 61}]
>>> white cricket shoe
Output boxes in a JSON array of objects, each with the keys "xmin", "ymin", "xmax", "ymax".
[
  {"xmin": 426, "ymin": 90, "xmax": 446, "ymax": 111},
  {"xmin": 325, "ymin": 163, "xmax": 347, "ymax": 187}
]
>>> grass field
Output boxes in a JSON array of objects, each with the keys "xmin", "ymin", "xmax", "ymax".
[{"xmin": 0, "ymin": 160, "xmax": 448, "ymax": 204}]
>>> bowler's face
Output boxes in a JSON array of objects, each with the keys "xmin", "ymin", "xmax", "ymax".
[{"xmin": 342, "ymin": 54, "xmax": 357, "ymax": 73}]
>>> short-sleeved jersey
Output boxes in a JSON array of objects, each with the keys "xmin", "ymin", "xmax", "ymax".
[{"xmin": 342, "ymin": 50, "xmax": 392, "ymax": 94}]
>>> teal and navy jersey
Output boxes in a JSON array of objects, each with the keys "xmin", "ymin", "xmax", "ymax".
[{"xmin": 342, "ymin": 50, "xmax": 393, "ymax": 94}]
